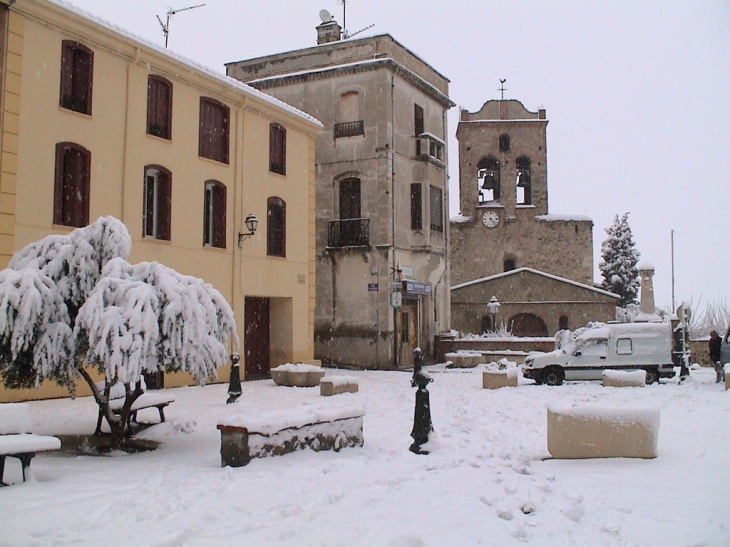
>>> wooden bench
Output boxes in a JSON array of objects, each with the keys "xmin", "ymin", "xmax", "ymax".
[
  {"xmin": 94, "ymin": 381, "xmax": 175, "ymax": 436},
  {"xmin": 270, "ymin": 363, "xmax": 325, "ymax": 387},
  {"xmin": 217, "ymin": 404, "xmax": 365, "ymax": 467},
  {"xmin": 0, "ymin": 403, "xmax": 60, "ymax": 486},
  {"xmin": 320, "ymin": 375, "xmax": 359, "ymax": 396},
  {"xmin": 547, "ymin": 405, "xmax": 660, "ymax": 459}
]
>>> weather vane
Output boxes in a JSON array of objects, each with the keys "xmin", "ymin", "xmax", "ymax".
[
  {"xmin": 499, "ymin": 79, "xmax": 507, "ymax": 100},
  {"xmin": 157, "ymin": 4, "xmax": 206, "ymax": 48}
]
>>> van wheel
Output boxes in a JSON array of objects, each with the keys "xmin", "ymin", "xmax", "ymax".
[
  {"xmin": 544, "ymin": 366, "xmax": 564, "ymax": 386},
  {"xmin": 644, "ymin": 367, "xmax": 659, "ymax": 385}
]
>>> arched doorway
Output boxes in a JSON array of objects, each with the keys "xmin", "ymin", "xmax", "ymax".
[{"xmin": 509, "ymin": 313, "xmax": 548, "ymax": 337}]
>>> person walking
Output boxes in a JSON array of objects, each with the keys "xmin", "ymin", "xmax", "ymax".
[{"xmin": 709, "ymin": 330, "xmax": 723, "ymax": 383}]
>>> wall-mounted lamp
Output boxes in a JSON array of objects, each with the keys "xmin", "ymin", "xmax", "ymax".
[{"xmin": 238, "ymin": 214, "xmax": 258, "ymax": 247}]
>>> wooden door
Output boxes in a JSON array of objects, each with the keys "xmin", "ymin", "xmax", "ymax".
[
  {"xmin": 399, "ymin": 300, "xmax": 418, "ymax": 368},
  {"xmin": 244, "ymin": 297, "xmax": 270, "ymax": 380}
]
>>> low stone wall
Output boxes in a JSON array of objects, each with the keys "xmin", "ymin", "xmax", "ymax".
[
  {"xmin": 435, "ymin": 335, "xmax": 555, "ymax": 363},
  {"xmin": 217, "ymin": 405, "xmax": 365, "ymax": 467},
  {"xmin": 547, "ymin": 406, "xmax": 660, "ymax": 459}
]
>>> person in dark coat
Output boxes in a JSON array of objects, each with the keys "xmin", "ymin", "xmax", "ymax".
[{"xmin": 709, "ymin": 330, "xmax": 723, "ymax": 383}]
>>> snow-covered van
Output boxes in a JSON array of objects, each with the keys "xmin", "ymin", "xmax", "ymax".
[{"xmin": 522, "ymin": 322, "xmax": 676, "ymax": 385}]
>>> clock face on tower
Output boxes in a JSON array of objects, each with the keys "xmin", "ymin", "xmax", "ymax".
[{"xmin": 482, "ymin": 210, "xmax": 500, "ymax": 228}]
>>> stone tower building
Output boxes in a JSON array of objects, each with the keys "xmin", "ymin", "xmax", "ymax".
[
  {"xmin": 450, "ymin": 100, "xmax": 615, "ymax": 336},
  {"xmin": 226, "ymin": 25, "xmax": 454, "ymax": 368}
]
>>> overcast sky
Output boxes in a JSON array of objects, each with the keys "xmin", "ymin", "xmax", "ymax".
[{"xmin": 62, "ymin": 0, "xmax": 729, "ymax": 313}]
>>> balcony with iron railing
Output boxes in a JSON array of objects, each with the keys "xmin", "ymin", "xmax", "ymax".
[
  {"xmin": 327, "ymin": 218, "xmax": 370, "ymax": 248},
  {"xmin": 334, "ymin": 120, "xmax": 365, "ymax": 139}
]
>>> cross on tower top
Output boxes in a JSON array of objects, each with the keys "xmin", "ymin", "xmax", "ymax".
[{"xmin": 499, "ymin": 79, "xmax": 507, "ymax": 100}]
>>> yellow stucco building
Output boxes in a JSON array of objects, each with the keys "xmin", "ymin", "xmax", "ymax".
[{"xmin": 0, "ymin": 0, "xmax": 322, "ymax": 401}]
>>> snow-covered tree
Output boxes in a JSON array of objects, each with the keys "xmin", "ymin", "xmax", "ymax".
[
  {"xmin": 599, "ymin": 213, "xmax": 641, "ymax": 307},
  {"xmin": 0, "ymin": 217, "xmax": 238, "ymax": 447}
]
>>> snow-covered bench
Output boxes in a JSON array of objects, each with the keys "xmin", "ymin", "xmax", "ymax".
[
  {"xmin": 547, "ymin": 405, "xmax": 660, "ymax": 459},
  {"xmin": 94, "ymin": 381, "xmax": 175, "ymax": 436},
  {"xmin": 270, "ymin": 363, "xmax": 325, "ymax": 387},
  {"xmin": 217, "ymin": 404, "xmax": 365, "ymax": 467},
  {"xmin": 602, "ymin": 369, "xmax": 646, "ymax": 387},
  {"xmin": 0, "ymin": 403, "xmax": 61, "ymax": 486},
  {"xmin": 320, "ymin": 375, "xmax": 359, "ymax": 396}
]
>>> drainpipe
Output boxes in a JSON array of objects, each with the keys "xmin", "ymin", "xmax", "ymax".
[
  {"xmin": 390, "ymin": 70, "xmax": 397, "ymax": 370},
  {"xmin": 121, "ymin": 47, "xmax": 141, "ymax": 223},
  {"xmin": 231, "ymin": 99, "xmax": 246, "ymax": 361}
]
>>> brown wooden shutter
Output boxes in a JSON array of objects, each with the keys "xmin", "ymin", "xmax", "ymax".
[
  {"xmin": 59, "ymin": 43, "xmax": 73, "ymax": 111},
  {"xmin": 212, "ymin": 182, "xmax": 226, "ymax": 248},
  {"xmin": 269, "ymin": 124, "xmax": 286, "ymax": 175},
  {"xmin": 157, "ymin": 169, "xmax": 171, "ymax": 241},
  {"xmin": 148, "ymin": 76, "xmax": 172, "ymax": 139},
  {"xmin": 199, "ymin": 98, "xmax": 229, "ymax": 163},
  {"xmin": 411, "ymin": 183, "xmax": 422, "ymax": 230},
  {"xmin": 54, "ymin": 143, "xmax": 90, "ymax": 227},
  {"xmin": 267, "ymin": 197, "xmax": 286, "ymax": 257}
]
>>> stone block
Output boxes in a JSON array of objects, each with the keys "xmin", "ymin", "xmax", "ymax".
[
  {"xmin": 320, "ymin": 376, "xmax": 359, "ymax": 396},
  {"xmin": 482, "ymin": 370, "xmax": 518, "ymax": 389},
  {"xmin": 270, "ymin": 363, "xmax": 325, "ymax": 387},
  {"xmin": 547, "ymin": 406, "xmax": 660, "ymax": 459},
  {"xmin": 602, "ymin": 369, "xmax": 646, "ymax": 387}
]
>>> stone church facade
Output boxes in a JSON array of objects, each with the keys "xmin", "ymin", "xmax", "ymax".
[
  {"xmin": 226, "ymin": 22, "xmax": 454, "ymax": 368},
  {"xmin": 450, "ymin": 100, "xmax": 616, "ymax": 336}
]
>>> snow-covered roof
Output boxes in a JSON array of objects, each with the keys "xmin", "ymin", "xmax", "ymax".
[
  {"xmin": 48, "ymin": 0, "xmax": 322, "ymax": 129},
  {"xmin": 248, "ymin": 57, "xmax": 454, "ymax": 108},
  {"xmin": 451, "ymin": 267, "xmax": 620, "ymax": 299},
  {"xmin": 535, "ymin": 214, "xmax": 593, "ymax": 222}
]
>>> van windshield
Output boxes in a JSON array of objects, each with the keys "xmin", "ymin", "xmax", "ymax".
[{"xmin": 572, "ymin": 338, "xmax": 608, "ymax": 357}]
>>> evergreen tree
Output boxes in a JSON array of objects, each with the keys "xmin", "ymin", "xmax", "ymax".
[{"xmin": 599, "ymin": 213, "xmax": 641, "ymax": 307}]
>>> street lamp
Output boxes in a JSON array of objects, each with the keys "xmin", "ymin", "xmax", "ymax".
[
  {"xmin": 238, "ymin": 214, "xmax": 258, "ymax": 247},
  {"xmin": 487, "ymin": 295, "xmax": 501, "ymax": 332}
]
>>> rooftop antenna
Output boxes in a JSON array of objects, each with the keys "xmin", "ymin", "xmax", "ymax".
[
  {"xmin": 157, "ymin": 4, "xmax": 205, "ymax": 48},
  {"xmin": 338, "ymin": 0, "xmax": 347, "ymax": 34},
  {"xmin": 499, "ymin": 79, "xmax": 507, "ymax": 100}
]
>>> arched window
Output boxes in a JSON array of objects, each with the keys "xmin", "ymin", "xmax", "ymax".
[
  {"xmin": 516, "ymin": 156, "xmax": 532, "ymax": 205},
  {"xmin": 143, "ymin": 165, "xmax": 172, "ymax": 240},
  {"xmin": 499, "ymin": 133, "xmax": 510, "ymax": 152},
  {"xmin": 267, "ymin": 197, "xmax": 286, "ymax": 257},
  {"xmin": 509, "ymin": 313, "xmax": 548, "ymax": 337},
  {"xmin": 147, "ymin": 75, "xmax": 172, "ymax": 140},
  {"xmin": 504, "ymin": 259, "xmax": 516, "ymax": 272},
  {"xmin": 204, "ymin": 180, "xmax": 226, "ymax": 248},
  {"xmin": 54, "ymin": 142, "xmax": 90, "ymax": 227},
  {"xmin": 60, "ymin": 41, "xmax": 93, "ymax": 115},
  {"xmin": 559, "ymin": 315, "xmax": 569, "ymax": 330},
  {"xmin": 477, "ymin": 156, "xmax": 500, "ymax": 203}
]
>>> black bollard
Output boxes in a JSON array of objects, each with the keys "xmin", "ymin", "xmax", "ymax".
[
  {"xmin": 409, "ymin": 347, "xmax": 434, "ymax": 454},
  {"xmin": 226, "ymin": 353, "xmax": 242, "ymax": 404}
]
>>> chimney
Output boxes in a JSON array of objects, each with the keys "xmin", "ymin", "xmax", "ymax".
[{"xmin": 316, "ymin": 20, "xmax": 342, "ymax": 45}]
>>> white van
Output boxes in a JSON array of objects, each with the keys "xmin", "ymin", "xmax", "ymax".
[{"xmin": 522, "ymin": 322, "xmax": 676, "ymax": 385}]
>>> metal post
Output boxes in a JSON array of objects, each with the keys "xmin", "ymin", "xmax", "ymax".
[
  {"xmin": 409, "ymin": 348, "xmax": 434, "ymax": 454},
  {"xmin": 226, "ymin": 353, "xmax": 242, "ymax": 404}
]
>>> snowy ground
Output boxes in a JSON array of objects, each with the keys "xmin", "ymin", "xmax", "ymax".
[{"xmin": 1, "ymin": 366, "xmax": 728, "ymax": 547}]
